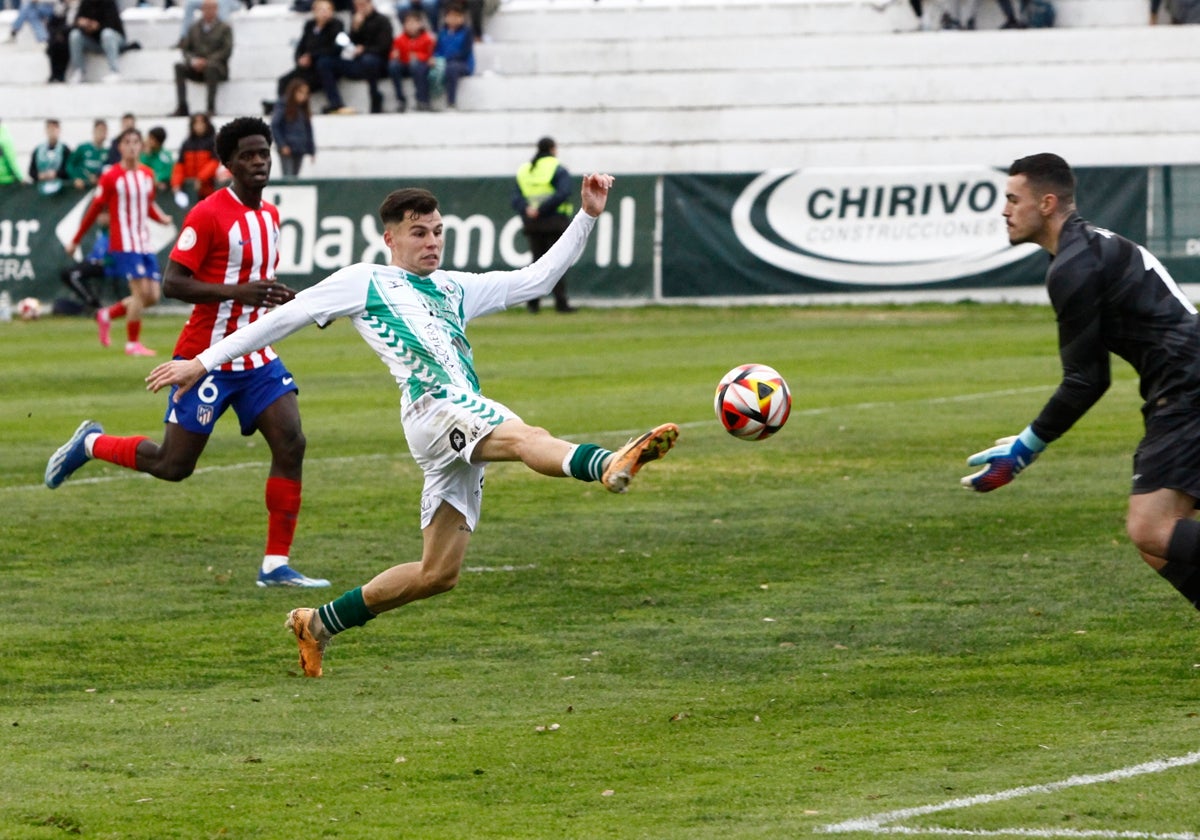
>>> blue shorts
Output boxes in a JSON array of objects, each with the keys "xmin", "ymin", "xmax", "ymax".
[
  {"xmin": 164, "ymin": 356, "xmax": 299, "ymax": 436},
  {"xmin": 110, "ymin": 252, "xmax": 162, "ymax": 283}
]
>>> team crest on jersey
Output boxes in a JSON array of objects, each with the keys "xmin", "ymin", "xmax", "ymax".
[
  {"xmin": 449, "ymin": 428, "xmax": 466, "ymax": 452},
  {"xmin": 196, "ymin": 404, "xmax": 214, "ymax": 426},
  {"xmin": 177, "ymin": 226, "xmax": 198, "ymax": 251}
]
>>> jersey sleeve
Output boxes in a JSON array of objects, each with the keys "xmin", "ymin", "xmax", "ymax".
[
  {"xmin": 1030, "ymin": 249, "xmax": 1113, "ymax": 443},
  {"xmin": 449, "ymin": 210, "xmax": 597, "ymax": 320},
  {"xmin": 292, "ymin": 265, "xmax": 374, "ymax": 326},
  {"xmin": 169, "ymin": 202, "xmax": 214, "ymax": 274}
]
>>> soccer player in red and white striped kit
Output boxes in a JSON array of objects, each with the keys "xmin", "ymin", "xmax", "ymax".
[
  {"xmin": 47, "ymin": 117, "xmax": 329, "ymax": 589},
  {"xmin": 68, "ymin": 126, "xmax": 172, "ymax": 357}
]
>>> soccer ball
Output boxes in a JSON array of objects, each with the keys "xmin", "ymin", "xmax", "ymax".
[
  {"xmin": 714, "ymin": 363, "xmax": 792, "ymax": 441},
  {"xmin": 17, "ymin": 297, "xmax": 41, "ymax": 321}
]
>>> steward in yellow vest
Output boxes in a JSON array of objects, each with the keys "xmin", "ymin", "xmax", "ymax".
[{"xmin": 512, "ymin": 136, "xmax": 577, "ymax": 313}]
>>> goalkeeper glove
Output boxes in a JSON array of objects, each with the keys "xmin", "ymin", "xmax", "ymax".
[{"xmin": 961, "ymin": 426, "xmax": 1047, "ymax": 492}]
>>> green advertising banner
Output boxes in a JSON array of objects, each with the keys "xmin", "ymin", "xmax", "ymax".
[
  {"xmin": 4, "ymin": 167, "xmax": 1195, "ymax": 309},
  {"xmin": 0, "ymin": 175, "xmax": 658, "ymax": 307},
  {"xmin": 660, "ymin": 167, "xmax": 1156, "ymax": 298}
]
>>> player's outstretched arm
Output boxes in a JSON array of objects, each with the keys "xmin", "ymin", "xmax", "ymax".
[
  {"xmin": 145, "ymin": 358, "xmax": 207, "ymax": 400},
  {"xmin": 961, "ymin": 426, "xmax": 1047, "ymax": 492}
]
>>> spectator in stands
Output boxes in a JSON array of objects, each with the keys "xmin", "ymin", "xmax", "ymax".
[
  {"xmin": 67, "ymin": 118, "xmax": 107, "ymax": 189},
  {"xmin": 45, "ymin": 0, "xmax": 73, "ymax": 81},
  {"xmin": 271, "ymin": 78, "xmax": 316, "ymax": 177},
  {"xmin": 387, "ymin": 7, "xmax": 435, "ymax": 113},
  {"xmin": 171, "ymin": 113, "xmax": 223, "ymax": 205},
  {"xmin": 315, "ymin": 0, "xmax": 393, "ymax": 115},
  {"xmin": 275, "ymin": 0, "xmax": 343, "ymax": 98},
  {"xmin": 1151, "ymin": 0, "xmax": 1200, "ymax": 23},
  {"xmin": 11, "ymin": 0, "xmax": 55, "ymax": 44},
  {"xmin": 512, "ymin": 136, "xmax": 577, "ymax": 313},
  {"xmin": 66, "ymin": 0, "xmax": 126, "ymax": 83},
  {"xmin": 939, "ymin": 0, "xmax": 980, "ymax": 28},
  {"xmin": 30, "ymin": 118, "xmax": 70, "ymax": 196},
  {"xmin": 995, "ymin": 0, "xmax": 1027, "ymax": 26},
  {"xmin": 432, "ymin": 1, "xmax": 473, "ymax": 110},
  {"xmin": 175, "ymin": 0, "xmax": 237, "ymax": 45},
  {"xmin": 172, "ymin": 0, "xmax": 234, "ymax": 117},
  {"xmin": 0, "ymin": 119, "xmax": 24, "ymax": 187},
  {"xmin": 395, "ymin": 0, "xmax": 438, "ymax": 29},
  {"xmin": 140, "ymin": 126, "xmax": 175, "ymax": 192},
  {"xmin": 105, "ymin": 112, "xmax": 136, "ymax": 166}
]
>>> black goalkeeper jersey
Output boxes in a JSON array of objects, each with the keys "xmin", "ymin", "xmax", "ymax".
[{"xmin": 1031, "ymin": 213, "xmax": 1200, "ymax": 443}]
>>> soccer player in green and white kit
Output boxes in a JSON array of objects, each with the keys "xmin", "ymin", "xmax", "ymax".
[{"xmin": 147, "ymin": 172, "xmax": 678, "ymax": 677}]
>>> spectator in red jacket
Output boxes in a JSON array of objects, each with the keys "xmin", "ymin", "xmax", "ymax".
[
  {"xmin": 387, "ymin": 7, "xmax": 435, "ymax": 112},
  {"xmin": 170, "ymin": 113, "xmax": 223, "ymax": 205}
]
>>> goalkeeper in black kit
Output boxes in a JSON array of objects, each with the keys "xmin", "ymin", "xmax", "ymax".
[{"xmin": 962, "ymin": 152, "xmax": 1200, "ymax": 611}]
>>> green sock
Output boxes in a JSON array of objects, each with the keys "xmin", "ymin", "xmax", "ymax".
[
  {"xmin": 318, "ymin": 587, "xmax": 376, "ymax": 635},
  {"xmin": 568, "ymin": 443, "xmax": 610, "ymax": 482}
]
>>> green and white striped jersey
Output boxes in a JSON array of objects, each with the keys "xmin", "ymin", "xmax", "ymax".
[{"xmin": 195, "ymin": 211, "xmax": 597, "ymax": 410}]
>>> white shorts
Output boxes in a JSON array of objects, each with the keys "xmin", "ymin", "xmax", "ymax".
[{"xmin": 402, "ymin": 388, "xmax": 519, "ymax": 530}]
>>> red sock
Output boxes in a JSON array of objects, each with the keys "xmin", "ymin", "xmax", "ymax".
[
  {"xmin": 127, "ymin": 319, "xmax": 141, "ymax": 344},
  {"xmin": 91, "ymin": 434, "xmax": 148, "ymax": 470},
  {"xmin": 107, "ymin": 301, "xmax": 127, "ymax": 321},
  {"xmin": 265, "ymin": 476, "xmax": 302, "ymax": 557}
]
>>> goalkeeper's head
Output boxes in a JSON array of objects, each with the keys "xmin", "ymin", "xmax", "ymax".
[{"xmin": 1008, "ymin": 152, "xmax": 1076, "ymax": 210}]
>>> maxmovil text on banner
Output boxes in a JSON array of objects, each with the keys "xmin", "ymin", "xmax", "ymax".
[
  {"xmin": 264, "ymin": 182, "xmax": 646, "ymax": 295},
  {"xmin": 731, "ymin": 166, "xmax": 1040, "ymax": 286}
]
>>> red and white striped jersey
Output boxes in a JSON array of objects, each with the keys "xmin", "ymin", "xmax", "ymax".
[
  {"xmin": 71, "ymin": 163, "xmax": 168, "ymax": 253},
  {"xmin": 170, "ymin": 187, "xmax": 283, "ymax": 371}
]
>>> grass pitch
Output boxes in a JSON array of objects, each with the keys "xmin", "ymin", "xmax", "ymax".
[{"xmin": 2, "ymin": 304, "xmax": 1199, "ymax": 839}]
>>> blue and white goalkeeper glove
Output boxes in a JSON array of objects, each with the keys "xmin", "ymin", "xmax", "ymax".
[{"xmin": 961, "ymin": 426, "xmax": 1047, "ymax": 492}]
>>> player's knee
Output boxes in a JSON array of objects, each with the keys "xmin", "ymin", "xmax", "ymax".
[
  {"xmin": 421, "ymin": 565, "xmax": 459, "ymax": 596},
  {"xmin": 153, "ymin": 460, "xmax": 195, "ymax": 482},
  {"xmin": 1127, "ymin": 511, "xmax": 1177, "ymax": 560},
  {"xmin": 275, "ymin": 428, "xmax": 306, "ymax": 467}
]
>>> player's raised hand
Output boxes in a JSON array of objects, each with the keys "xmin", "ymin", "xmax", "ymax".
[
  {"xmin": 145, "ymin": 358, "xmax": 207, "ymax": 401},
  {"xmin": 580, "ymin": 173, "xmax": 615, "ymax": 218},
  {"xmin": 961, "ymin": 427, "xmax": 1047, "ymax": 492}
]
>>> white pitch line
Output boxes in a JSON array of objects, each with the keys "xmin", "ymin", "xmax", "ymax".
[{"xmin": 817, "ymin": 750, "xmax": 1200, "ymax": 839}]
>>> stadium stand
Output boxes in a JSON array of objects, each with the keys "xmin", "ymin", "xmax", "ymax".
[{"xmin": 1, "ymin": 0, "xmax": 1193, "ymax": 180}]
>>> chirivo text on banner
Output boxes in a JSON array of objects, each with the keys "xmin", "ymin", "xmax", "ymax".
[{"xmin": 661, "ymin": 167, "xmax": 1147, "ymax": 297}]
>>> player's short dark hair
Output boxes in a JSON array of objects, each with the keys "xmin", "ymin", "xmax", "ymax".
[
  {"xmin": 116, "ymin": 127, "xmax": 142, "ymax": 144},
  {"xmin": 1009, "ymin": 153, "xmax": 1075, "ymax": 204},
  {"xmin": 148, "ymin": 126, "xmax": 167, "ymax": 144},
  {"xmin": 379, "ymin": 188, "xmax": 439, "ymax": 225},
  {"xmin": 215, "ymin": 117, "xmax": 272, "ymax": 166}
]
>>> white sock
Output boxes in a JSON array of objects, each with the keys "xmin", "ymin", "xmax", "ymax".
[
  {"xmin": 261, "ymin": 554, "xmax": 289, "ymax": 574},
  {"xmin": 561, "ymin": 444, "xmax": 578, "ymax": 477},
  {"xmin": 84, "ymin": 432, "xmax": 101, "ymax": 458}
]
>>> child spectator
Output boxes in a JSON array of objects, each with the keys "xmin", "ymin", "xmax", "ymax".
[
  {"xmin": 140, "ymin": 126, "xmax": 175, "ymax": 192},
  {"xmin": 170, "ymin": 113, "xmax": 222, "ymax": 204},
  {"xmin": 30, "ymin": 118, "xmax": 71, "ymax": 196},
  {"xmin": 67, "ymin": 119, "xmax": 108, "ymax": 189},
  {"xmin": 432, "ymin": 1, "xmax": 473, "ymax": 110},
  {"xmin": 387, "ymin": 8, "xmax": 435, "ymax": 113},
  {"xmin": 45, "ymin": 0, "xmax": 73, "ymax": 82},
  {"xmin": 393, "ymin": 0, "xmax": 437, "ymax": 29},
  {"xmin": 271, "ymin": 78, "xmax": 316, "ymax": 177}
]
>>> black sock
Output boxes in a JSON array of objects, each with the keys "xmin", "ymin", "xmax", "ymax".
[{"xmin": 1160, "ymin": 518, "xmax": 1200, "ymax": 609}]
